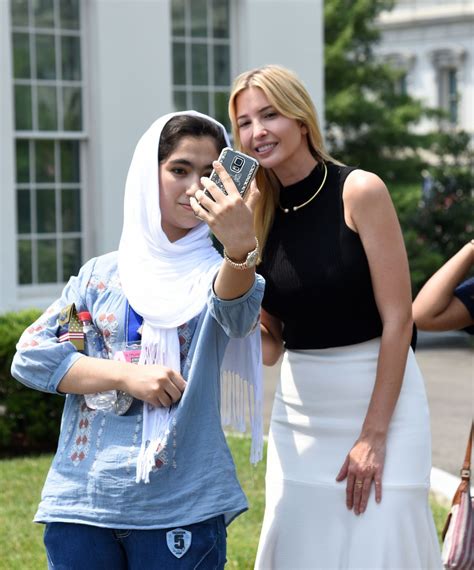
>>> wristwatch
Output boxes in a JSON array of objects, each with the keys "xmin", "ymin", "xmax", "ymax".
[{"xmin": 224, "ymin": 238, "xmax": 259, "ymax": 270}]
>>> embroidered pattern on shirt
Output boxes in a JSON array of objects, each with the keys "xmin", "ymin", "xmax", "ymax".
[
  {"xmin": 56, "ymin": 395, "xmax": 79, "ymax": 465},
  {"xmin": 178, "ymin": 318, "xmax": 197, "ymax": 370},
  {"xmin": 89, "ymin": 414, "xmax": 107, "ymax": 475},
  {"xmin": 152, "ymin": 442, "xmax": 169, "ymax": 472},
  {"xmin": 98, "ymin": 313, "xmax": 119, "ymax": 354},
  {"xmin": 126, "ymin": 413, "xmax": 143, "ymax": 475},
  {"xmin": 70, "ymin": 399, "xmax": 97, "ymax": 465},
  {"xmin": 171, "ymin": 416, "xmax": 178, "ymax": 469},
  {"xmin": 87, "ymin": 273, "xmax": 121, "ymax": 293}
]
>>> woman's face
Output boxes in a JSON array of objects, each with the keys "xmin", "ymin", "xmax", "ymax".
[
  {"xmin": 159, "ymin": 135, "xmax": 219, "ymax": 242},
  {"xmin": 235, "ymin": 86, "xmax": 310, "ymax": 180}
]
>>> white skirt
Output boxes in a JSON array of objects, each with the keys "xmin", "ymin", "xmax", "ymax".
[{"xmin": 255, "ymin": 338, "xmax": 442, "ymax": 570}]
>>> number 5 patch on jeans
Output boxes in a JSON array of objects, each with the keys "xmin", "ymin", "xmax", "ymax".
[{"xmin": 166, "ymin": 528, "xmax": 192, "ymax": 558}]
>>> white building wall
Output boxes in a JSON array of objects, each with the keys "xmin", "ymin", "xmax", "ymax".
[
  {"xmin": 235, "ymin": 0, "xmax": 324, "ymax": 131},
  {"xmin": 86, "ymin": 0, "xmax": 173, "ymax": 257},
  {"xmin": 377, "ymin": 0, "xmax": 474, "ymax": 135}
]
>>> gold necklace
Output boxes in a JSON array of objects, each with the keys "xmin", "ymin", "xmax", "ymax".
[{"xmin": 279, "ymin": 162, "xmax": 328, "ymax": 213}]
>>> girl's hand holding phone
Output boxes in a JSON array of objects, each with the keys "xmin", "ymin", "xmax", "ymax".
[{"xmin": 187, "ymin": 160, "xmax": 259, "ymax": 262}]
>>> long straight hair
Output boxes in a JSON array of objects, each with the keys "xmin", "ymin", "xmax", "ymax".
[{"xmin": 228, "ymin": 65, "xmax": 340, "ymax": 255}]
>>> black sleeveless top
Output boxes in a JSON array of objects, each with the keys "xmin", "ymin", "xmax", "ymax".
[{"xmin": 257, "ymin": 162, "xmax": 383, "ymax": 349}]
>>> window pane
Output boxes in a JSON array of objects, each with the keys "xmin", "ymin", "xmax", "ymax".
[
  {"xmin": 14, "ymin": 85, "xmax": 32, "ymax": 130},
  {"xmin": 60, "ymin": 0, "xmax": 80, "ymax": 30},
  {"xmin": 61, "ymin": 188, "xmax": 81, "ymax": 231},
  {"xmin": 36, "ymin": 33, "xmax": 56, "ymax": 79},
  {"xmin": 35, "ymin": 140, "xmax": 55, "ymax": 182},
  {"xmin": 16, "ymin": 139, "xmax": 30, "ymax": 183},
  {"xmin": 63, "ymin": 86, "xmax": 82, "ymax": 130},
  {"xmin": 173, "ymin": 41, "xmax": 186, "ymax": 85},
  {"xmin": 38, "ymin": 239, "xmax": 57, "ymax": 283},
  {"xmin": 191, "ymin": 0, "xmax": 207, "ymax": 37},
  {"xmin": 36, "ymin": 188, "xmax": 56, "ymax": 233},
  {"xmin": 192, "ymin": 44, "xmax": 208, "ymax": 86},
  {"xmin": 173, "ymin": 90, "xmax": 187, "ymax": 111},
  {"xmin": 60, "ymin": 140, "xmax": 80, "ymax": 182},
  {"xmin": 61, "ymin": 35, "xmax": 81, "ymax": 80},
  {"xmin": 11, "ymin": 0, "xmax": 29, "ymax": 26},
  {"xmin": 37, "ymin": 85, "xmax": 58, "ymax": 130},
  {"xmin": 13, "ymin": 33, "xmax": 31, "ymax": 79},
  {"xmin": 214, "ymin": 44, "xmax": 229, "ymax": 86},
  {"xmin": 33, "ymin": 0, "xmax": 55, "ymax": 28},
  {"xmin": 213, "ymin": 0, "xmax": 230, "ymax": 39},
  {"xmin": 214, "ymin": 91, "xmax": 230, "ymax": 131},
  {"xmin": 62, "ymin": 238, "xmax": 81, "ymax": 279},
  {"xmin": 18, "ymin": 239, "xmax": 32, "ymax": 284},
  {"xmin": 192, "ymin": 91, "xmax": 209, "ymax": 114},
  {"xmin": 17, "ymin": 189, "xmax": 31, "ymax": 234},
  {"xmin": 171, "ymin": 0, "xmax": 185, "ymax": 36}
]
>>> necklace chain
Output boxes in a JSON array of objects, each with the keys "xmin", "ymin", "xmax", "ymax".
[{"xmin": 279, "ymin": 162, "xmax": 328, "ymax": 214}]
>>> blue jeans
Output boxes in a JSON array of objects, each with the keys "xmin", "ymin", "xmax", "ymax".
[{"xmin": 44, "ymin": 516, "xmax": 227, "ymax": 569}]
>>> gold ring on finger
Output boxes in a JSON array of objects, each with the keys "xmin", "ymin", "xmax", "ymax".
[{"xmin": 355, "ymin": 480, "xmax": 363, "ymax": 488}]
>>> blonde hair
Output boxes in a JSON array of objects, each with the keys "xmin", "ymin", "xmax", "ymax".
[{"xmin": 228, "ymin": 65, "xmax": 339, "ymax": 255}]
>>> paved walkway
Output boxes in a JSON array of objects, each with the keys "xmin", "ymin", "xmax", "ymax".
[{"xmin": 261, "ymin": 332, "xmax": 473, "ymax": 480}]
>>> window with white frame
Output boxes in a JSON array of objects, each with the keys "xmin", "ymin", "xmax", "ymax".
[
  {"xmin": 431, "ymin": 48, "xmax": 465, "ymax": 126},
  {"xmin": 11, "ymin": 0, "xmax": 84, "ymax": 285},
  {"xmin": 171, "ymin": 0, "xmax": 232, "ymax": 131},
  {"xmin": 440, "ymin": 68, "xmax": 458, "ymax": 125},
  {"xmin": 383, "ymin": 52, "xmax": 415, "ymax": 96}
]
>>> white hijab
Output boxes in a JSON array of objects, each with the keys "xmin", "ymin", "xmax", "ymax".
[{"xmin": 118, "ymin": 111, "xmax": 263, "ymax": 483}]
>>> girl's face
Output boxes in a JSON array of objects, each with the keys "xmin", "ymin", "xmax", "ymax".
[
  {"xmin": 159, "ymin": 135, "xmax": 219, "ymax": 242},
  {"xmin": 235, "ymin": 86, "xmax": 311, "ymax": 182}
]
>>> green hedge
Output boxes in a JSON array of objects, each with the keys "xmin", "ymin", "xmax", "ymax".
[{"xmin": 0, "ymin": 309, "xmax": 63, "ymax": 455}]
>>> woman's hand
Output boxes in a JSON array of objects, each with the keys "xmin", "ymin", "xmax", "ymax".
[
  {"xmin": 187, "ymin": 161, "xmax": 259, "ymax": 261},
  {"xmin": 120, "ymin": 363, "xmax": 187, "ymax": 408},
  {"xmin": 336, "ymin": 436, "xmax": 386, "ymax": 515},
  {"xmin": 58, "ymin": 357, "xmax": 186, "ymax": 409}
]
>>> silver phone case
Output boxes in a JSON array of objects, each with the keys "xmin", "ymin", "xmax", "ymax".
[{"xmin": 209, "ymin": 147, "xmax": 259, "ymax": 198}]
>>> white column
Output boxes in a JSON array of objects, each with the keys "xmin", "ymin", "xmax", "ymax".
[
  {"xmin": 0, "ymin": 3, "xmax": 18, "ymax": 312},
  {"xmin": 86, "ymin": 0, "xmax": 173, "ymax": 256}
]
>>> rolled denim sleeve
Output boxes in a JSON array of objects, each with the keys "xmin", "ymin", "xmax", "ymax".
[
  {"xmin": 208, "ymin": 274, "xmax": 265, "ymax": 338},
  {"xmin": 11, "ymin": 258, "xmax": 98, "ymax": 394}
]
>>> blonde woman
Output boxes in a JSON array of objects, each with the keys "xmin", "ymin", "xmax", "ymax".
[{"xmin": 228, "ymin": 65, "xmax": 442, "ymax": 569}]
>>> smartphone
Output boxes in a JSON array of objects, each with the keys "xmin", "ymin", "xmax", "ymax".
[{"xmin": 207, "ymin": 147, "xmax": 259, "ymax": 199}]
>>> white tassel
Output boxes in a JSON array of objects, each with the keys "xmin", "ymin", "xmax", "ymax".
[
  {"xmin": 135, "ymin": 326, "xmax": 180, "ymax": 483},
  {"xmin": 220, "ymin": 368, "xmax": 263, "ymax": 464}
]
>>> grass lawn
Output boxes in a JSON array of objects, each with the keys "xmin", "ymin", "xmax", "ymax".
[{"xmin": 0, "ymin": 437, "xmax": 447, "ymax": 569}]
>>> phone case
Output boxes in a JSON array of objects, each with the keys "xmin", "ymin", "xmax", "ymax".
[{"xmin": 209, "ymin": 147, "xmax": 259, "ymax": 198}]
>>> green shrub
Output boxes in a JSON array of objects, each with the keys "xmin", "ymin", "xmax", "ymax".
[{"xmin": 0, "ymin": 309, "xmax": 63, "ymax": 455}]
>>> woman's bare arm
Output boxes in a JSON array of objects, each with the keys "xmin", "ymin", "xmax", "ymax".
[
  {"xmin": 261, "ymin": 308, "xmax": 284, "ymax": 366},
  {"xmin": 58, "ymin": 357, "xmax": 186, "ymax": 408},
  {"xmin": 336, "ymin": 170, "xmax": 413, "ymax": 516},
  {"xmin": 413, "ymin": 241, "xmax": 474, "ymax": 331}
]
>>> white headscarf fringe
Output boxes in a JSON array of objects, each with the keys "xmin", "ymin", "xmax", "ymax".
[{"xmin": 220, "ymin": 327, "xmax": 263, "ymax": 464}]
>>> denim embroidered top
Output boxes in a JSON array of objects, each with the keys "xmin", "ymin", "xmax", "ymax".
[{"xmin": 11, "ymin": 252, "xmax": 265, "ymax": 529}]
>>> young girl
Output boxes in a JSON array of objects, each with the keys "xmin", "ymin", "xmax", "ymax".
[
  {"xmin": 11, "ymin": 111, "xmax": 264, "ymax": 569},
  {"xmin": 227, "ymin": 65, "xmax": 442, "ymax": 569}
]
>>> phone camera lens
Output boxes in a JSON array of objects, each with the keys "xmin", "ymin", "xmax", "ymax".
[{"xmin": 231, "ymin": 156, "xmax": 244, "ymax": 173}]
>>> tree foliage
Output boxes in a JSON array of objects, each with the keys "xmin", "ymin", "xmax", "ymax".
[
  {"xmin": 404, "ymin": 131, "xmax": 473, "ymax": 293},
  {"xmin": 324, "ymin": 0, "xmax": 473, "ymax": 294},
  {"xmin": 0, "ymin": 309, "xmax": 62, "ymax": 454},
  {"xmin": 324, "ymin": 0, "xmax": 435, "ymax": 183}
]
